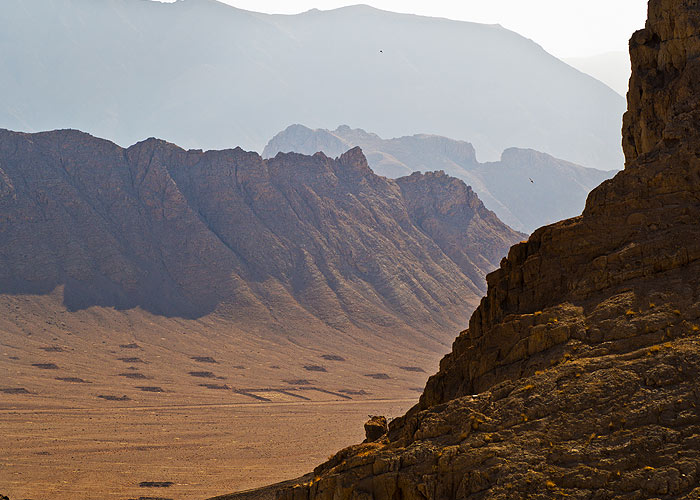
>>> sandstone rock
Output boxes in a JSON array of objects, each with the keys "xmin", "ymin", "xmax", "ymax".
[{"xmin": 363, "ymin": 416, "xmax": 388, "ymax": 443}]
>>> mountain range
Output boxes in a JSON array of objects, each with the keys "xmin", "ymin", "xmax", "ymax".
[
  {"xmin": 0, "ymin": 127, "xmax": 523, "ymax": 343},
  {"xmin": 264, "ymin": 124, "xmax": 617, "ymax": 233},
  {"xmin": 1, "ymin": 0, "xmax": 624, "ymax": 170}
]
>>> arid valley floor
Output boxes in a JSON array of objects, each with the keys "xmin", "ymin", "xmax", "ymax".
[{"xmin": 0, "ymin": 291, "xmax": 437, "ymax": 500}]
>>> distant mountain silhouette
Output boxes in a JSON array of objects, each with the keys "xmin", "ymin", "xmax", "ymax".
[
  {"xmin": 265, "ymin": 125, "xmax": 616, "ymax": 233},
  {"xmin": 1, "ymin": 0, "xmax": 623, "ymax": 169}
]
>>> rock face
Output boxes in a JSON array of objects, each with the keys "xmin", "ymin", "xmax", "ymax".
[
  {"xmin": 0, "ymin": 129, "xmax": 522, "ymax": 343},
  {"xmin": 264, "ymin": 125, "xmax": 616, "ymax": 233},
  {"xmin": 273, "ymin": 2, "xmax": 700, "ymax": 499}
]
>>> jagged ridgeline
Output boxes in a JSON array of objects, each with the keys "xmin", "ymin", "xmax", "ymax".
[
  {"xmin": 222, "ymin": 1, "xmax": 700, "ymax": 498},
  {"xmin": 264, "ymin": 125, "xmax": 617, "ymax": 233},
  {"xmin": 0, "ymin": 130, "xmax": 522, "ymax": 343}
]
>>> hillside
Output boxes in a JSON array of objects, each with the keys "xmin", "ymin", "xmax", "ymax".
[
  {"xmin": 0, "ymin": 128, "xmax": 523, "ymax": 332},
  {"xmin": 1, "ymin": 0, "xmax": 623, "ymax": 169},
  {"xmin": 217, "ymin": 1, "xmax": 700, "ymax": 498},
  {"xmin": 265, "ymin": 125, "xmax": 616, "ymax": 233}
]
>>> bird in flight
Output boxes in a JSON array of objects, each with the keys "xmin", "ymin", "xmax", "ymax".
[{"xmin": 529, "ymin": 177, "xmax": 534, "ymax": 184}]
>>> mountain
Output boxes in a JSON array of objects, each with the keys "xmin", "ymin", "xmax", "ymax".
[
  {"xmin": 222, "ymin": 1, "xmax": 700, "ymax": 498},
  {"xmin": 264, "ymin": 124, "xmax": 617, "ymax": 233},
  {"xmin": 1, "ymin": 0, "xmax": 624, "ymax": 169},
  {"xmin": 0, "ymin": 127, "xmax": 524, "ymax": 341},
  {"xmin": 565, "ymin": 51, "xmax": 631, "ymax": 96}
]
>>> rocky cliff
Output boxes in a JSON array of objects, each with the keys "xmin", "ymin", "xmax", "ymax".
[
  {"xmin": 264, "ymin": 125, "xmax": 616, "ymax": 233},
  {"xmin": 267, "ymin": 1, "xmax": 700, "ymax": 498},
  {"xmin": 0, "ymin": 129, "xmax": 522, "ymax": 343}
]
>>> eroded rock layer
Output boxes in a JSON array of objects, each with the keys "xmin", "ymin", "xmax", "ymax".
[{"xmin": 274, "ymin": 1, "xmax": 700, "ymax": 498}]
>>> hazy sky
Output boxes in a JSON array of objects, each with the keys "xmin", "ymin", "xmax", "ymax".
[{"xmin": 184, "ymin": 0, "xmax": 648, "ymax": 58}]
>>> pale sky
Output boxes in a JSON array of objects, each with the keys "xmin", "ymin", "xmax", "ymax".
[{"xmin": 180, "ymin": 0, "xmax": 649, "ymax": 58}]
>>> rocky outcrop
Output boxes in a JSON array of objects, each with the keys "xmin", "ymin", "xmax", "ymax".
[
  {"xmin": 264, "ymin": 125, "xmax": 616, "ymax": 233},
  {"xmin": 272, "ymin": 1, "xmax": 700, "ymax": 498},
  {"xmin": 363, "ymin": 416, "xmax": 388, "ymax": 443},
  {"xmin": 0, "ymin": 130, "xmax": 522, "ymax": 343}
]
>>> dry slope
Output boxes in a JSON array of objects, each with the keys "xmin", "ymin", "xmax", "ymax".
[
  {"xmin": 265, "ymin": 1, "xmax": 700, "ymax": 498},
  {"xmin": 0, "ymin": 130, "xmax": 522, "ymax": 342}
]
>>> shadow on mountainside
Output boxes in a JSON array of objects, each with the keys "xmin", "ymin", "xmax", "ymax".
[{"xmin": 0, "ymin": 129, "xmax": 522, "ymax": 327}]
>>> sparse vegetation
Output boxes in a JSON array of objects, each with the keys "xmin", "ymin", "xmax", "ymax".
[
  {"xmin": 118, "ymin": 357, "xmax": 145, "ymax": 363},
  {"xmin": 199, "ymin": 383, "xmax": 230, "ymax": 390},
  {"xmin": 56, "ymin": 377, "xmax": 90, "ymax": 383},
  {"xmin": 98, "ymin": 395, "xmax": 130, "ymax": 401},
  {"xmin": 304, "ymin": 365, "xmax": 327, "ymax": 372},
  {"xmin": 32, "ymin": 363, "xmax": 59, "ymax": 369},
  {"xmin": 1, "ymin": 388, "xmax": 30, "ymax": 394},
  {"xmin": 138, "ymin": 481, "xmax": 174, "ymax": 488},
  {"xmin": 321, "ymin": 354, "xmax": 345, "ymax": 361},
  {"xmin": 191, "ymin": 356, "xmax": 217, "ymax": 363},
  {"xmin": 40, "ymin": 346, "xmax": 65, "ymax": 352},
  {"xmin": 119, "ymin": 343, "xmax": 140, "ymax": 349},
  {"xmin": 136, "ymin": 386, "xmax": 165, "ymax": 393}
]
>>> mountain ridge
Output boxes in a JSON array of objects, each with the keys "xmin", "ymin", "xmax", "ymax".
[
  {"xmin": 264, "ymin": 124, "xmax": 616, "ymax": 233},
  {"xmin": 0, "ymin": 126, "xmax": 523, "ymax": 340}
]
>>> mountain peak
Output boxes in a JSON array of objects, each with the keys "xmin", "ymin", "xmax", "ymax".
[{"xmin": 338, "ymin": 146, "xmax": 372, "ymax": 175}]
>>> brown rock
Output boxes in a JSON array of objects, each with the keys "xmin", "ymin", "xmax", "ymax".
[{"xmin": 363, "ymin": 416, "xmax": 388, "ymax": 443}]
